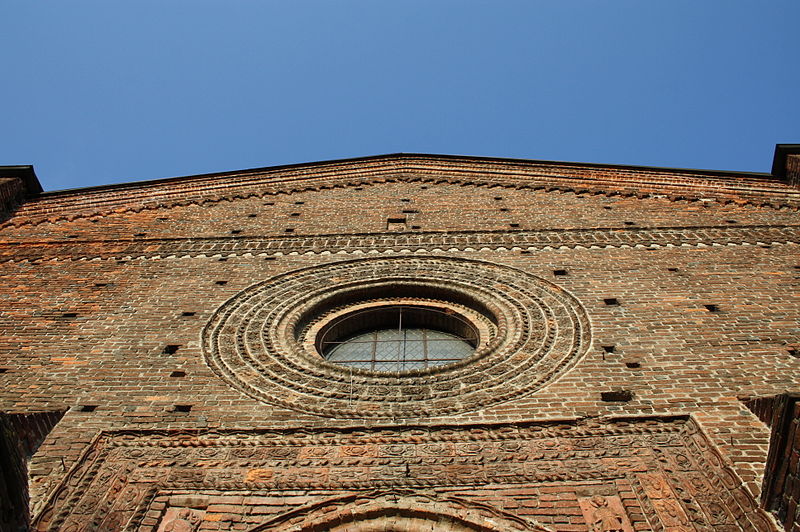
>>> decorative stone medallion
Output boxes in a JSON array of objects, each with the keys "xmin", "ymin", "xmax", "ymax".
[{"xmin": 202, "ymin": 256, "xmax": 591, "ymax": 418}]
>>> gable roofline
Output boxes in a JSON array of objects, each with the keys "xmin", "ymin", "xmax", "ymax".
[{"xmin": 35, "ymin": 152, "xmax": 779, "ymax": 198}]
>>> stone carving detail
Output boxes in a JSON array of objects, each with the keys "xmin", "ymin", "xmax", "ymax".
[
  {"xmin": 157, "ymin": 508, "xmax": 204, "ymax": 532},
  {"xmin": 250, "ymin": 490, "xmax": 551, "ymax": 531},
  {"xmin": 202, "ymin": 256, "xmax": 592, "ymax": 418},
  {"xmin": 577, "ymin": 495, "xmax": 633, "ymax": 532},
  {"xmin": 31, "ymin": 416, "xmax": 774, "ymax": 531}
]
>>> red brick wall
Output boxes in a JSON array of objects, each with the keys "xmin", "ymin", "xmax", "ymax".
[
  {"xmin": 0, "ymin": 176, "xmax": 24, "ymax": 221},
  {"xmin": 787, "ymin": 154, "xmax": 800, "ymax": 189},
  {"xmin": 1, "ymin": 156, "xmax": 797, "ymax": 530},
  {"xmin": 749, "ymin": 395, "xmax": 800, "ymax": 530},
  {"xmin": 0, "ymin": 410, "xmax": 64, "ymax": 530}
]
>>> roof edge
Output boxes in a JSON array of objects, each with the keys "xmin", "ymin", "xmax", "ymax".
[
  {"xmin": 772, "ymin": 144, "xmax": 800, "ymax": 180},
  {"xmin": 36, "ymin": 152, "xmax": 778, "ymax": 197},
  {"xmin": 0, "ymin": 165, "xmax": 43, "ymax": 195}
]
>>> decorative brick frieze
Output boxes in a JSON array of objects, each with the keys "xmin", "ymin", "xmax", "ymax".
[
  {"xmin": 31, "ymin": 416, "xmax": 774, "ymax": 531},
  {"xmin": 8, "ymin": 154, "xmax": 800, "ymax": 228},
  {"xmin": 0, "ymin": 224, "xmax": 797, "ymax": 263}
]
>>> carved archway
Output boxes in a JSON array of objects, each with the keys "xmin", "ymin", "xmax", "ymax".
[{"xmin": 248, "ymin": 490, "xmax": 552, "ymax": 532}]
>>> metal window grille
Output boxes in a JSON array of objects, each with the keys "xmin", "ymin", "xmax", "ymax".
[{"xmin": 321, "ymin": 306, "xmax": 476, "ymax": 372}]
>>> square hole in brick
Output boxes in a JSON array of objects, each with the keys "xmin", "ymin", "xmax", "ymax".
[
  {"xmin": 61, "ymin": 312, "xmax": 78, "ymax": 318},
  {"xmin": 94, "ymin": 283, "xmax": 108, "ymax": 287},
  {"xmin": 215, "ymin": 280, "xmax": 228, "ymax": 285},
  {"xmin": 79, "ymin": 405, "xmax": 97, "ymax": 412},
  {"xmin": 158, "ymin": 217, "xmax": 169, "ymax": 221},
  {"xmin": 603, "ymin": 298, "xmax": 619, "ymax": 306},
  {"xmin": 218, "ymin": 258, "xmax": 228, "ymax": 262},
  {"xmin": 264, "ymin": 256, "xmax": 276, "ymax": 261},
  {"xmin": 411, "ymin": 225, "xmax": 421, "ymax": 230},
  {"xmin": 175, "ymin": 405, "xmax": 192, "ymax": 413},
  {"xmin": 726, "ymin": 220, "xmax": 738, "ymax": 224},
  {"xmin": 494, "ymin": 197, "xmax": 503, "ymax": 201},
  {"xmin": 623, "ymin": 221, "xmax": 636, "ymax": 226},
  {"xmin": 401, "ymin": 198, "xmax": 411, "ymax": 202},
  {"xmin": 263, "ymin": 202, "xmax": 274, "ymax": 206},
  {"xmin": 667, "ymin": 268, "xmax": 679, "ymax": 272},
  {"xmin": 290, "ymin": 213, "xmax": 301, "ymax": 217},
  {"xmin": 285, "ymin": 228, "xmax": 295, "ymax": 233},
  {"xmin": 248, "ymin": 213, "xmax": 258, "ymax": 218},
  {"xmin": 553, "ymin": 269, "xmax": 568, "ymax": 276},
  {"xmin": 420, "ymin": 186, "xmax": 428, "ymax": 190},
  {"xmin": 170, "ymin": 370, "xmax": 186, "ymax": 378},
  {"xmin": 625, "ymin": 361, "xmax": 641, "ymax": 369},
  {"xmin": 601, "ymin": 390, "xmax": 633, "ymax": 402},
  {"xmin": 520, "ymin": 250, "xmax": 531, "ymax": 255},
  {"xmin": 509, "ymin": 223, "xmax": 520, "ymax": 228},
  {"xmin": 387, "ymin": 217, "xmax": 407, "ymax": 231},
  {"xmin": 0, "ymin": 368, "xmax": 8, "ymax": 374},
  {"xmin": 602, "ymin": 345, "xmax": 615, "ymax": 353},
  {"xmin": 603, "ymin": 206, "xmax": 612, "ymax": 210},
  {"xmin": 704, "ymin": 304, "xmax": 719, "ymax": 312},
  {"xmin": 181, "ymin": 312, "xmax": 196, "ymax": 317},
  {"xmin": 134, "ymin": 233, "xmax": 147, "ymax": 237},
  {"xmin": 230, "ymin": 230, "xmax": 242, "ymax": 235},
  {"xmin": 354, "ymin": 187, "xmax": 363, "ymax": 191},
  {"xmin": 294, "ymin": 201, "xmax": 305, "ymax": 205},
  {"xmin": 499, "ymin": 208, "xmax": 510, "ymax": 212},
  {"xmin": 788, "ymin": 349, "xmax": 798, "ymax": 359},
  {"xmin": 162, "ymin": 345, "xmax": 181, "ymax": 355}
]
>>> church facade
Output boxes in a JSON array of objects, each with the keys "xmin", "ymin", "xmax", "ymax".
[{"xmin": 1, "ymin": 147, "xmax": 799, "ymax": 531}]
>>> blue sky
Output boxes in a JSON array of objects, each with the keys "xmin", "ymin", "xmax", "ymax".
[{"xmin": 1, "ymin": 1, "xmax": 797, "ymax": 191}]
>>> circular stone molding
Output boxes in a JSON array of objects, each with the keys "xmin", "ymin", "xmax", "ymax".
[{"xmin": 202, "ymin": 256, "xmax": 591, "ymax": 418}]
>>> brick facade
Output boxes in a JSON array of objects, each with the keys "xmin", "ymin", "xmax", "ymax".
[{"xmin": 1, "ymin": 149, "xmax": 800, "ymax": 530}]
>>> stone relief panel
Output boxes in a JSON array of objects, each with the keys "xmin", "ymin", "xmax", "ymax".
[
  {"xmin": 577, "ymin": 495, "xmax": 634, "ymax": 532},
  {"xmin": 31, "ymin": 416, "xmax": 775, "ymax": 531},
  {"xmin": 248, "ymin": 490, "xmax": 550, "ymax": 532},
  {"xmin": 156, "ymin": 508, "xmax": 205, "ymax": 532}
]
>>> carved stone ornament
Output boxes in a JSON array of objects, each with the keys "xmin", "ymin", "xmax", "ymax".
[
  {"xmin": 202, "ymin": 256, "xmax": 592, "ymax": 418},
  {"xmin": 250, "ymin": 490, "xmax": 552, "ymax": 532},
  {"xmin": 31, "ymin": 416, "xmax": 775, "ymax": 531},
  {"xmin": 578, "ymin": 495, "xmax": 633, "ymax": 532}
]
